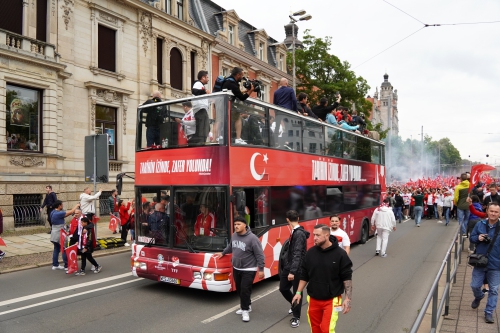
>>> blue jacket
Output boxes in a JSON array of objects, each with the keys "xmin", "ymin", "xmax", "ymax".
[
  {"xmin": 339, "ymin": 120, "xmax": 359, "ymax": 131},
  {"xmin": 326, "ymin": 113, "xmax": 338, "ymax": 125},
  {"xmin": 273, "ymin": 86, "xmax": 298, "ymax": 111},
  {"xmin": 469, "ymin": 202, "xmax": 483, "ymax": 220},
  {"xmin": 470, "ymin": 220, "xmax": 500, "ymax": 270}
]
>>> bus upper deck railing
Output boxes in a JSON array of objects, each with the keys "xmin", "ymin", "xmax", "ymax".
[{"xmin": 410, "ymin": 226, "xmax": 465, "ymax": 333}]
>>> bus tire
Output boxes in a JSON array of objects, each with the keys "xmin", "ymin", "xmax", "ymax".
[{"xmin": 359, "ymin": 220, "xmax": 369, "ymax": 244}]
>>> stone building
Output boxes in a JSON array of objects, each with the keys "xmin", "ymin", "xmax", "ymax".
[
  {"xmin": 0, "ymin": 0, "xmax": 290, "ymax": 231},
  {"xmin": 367, "ymin": 73, "xmax": 399, "ymax": 136}
]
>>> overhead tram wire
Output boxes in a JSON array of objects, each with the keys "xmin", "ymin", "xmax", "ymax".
[{"xmin": 353, "ymin": 0, "xmax": 500, "ymax": 69}]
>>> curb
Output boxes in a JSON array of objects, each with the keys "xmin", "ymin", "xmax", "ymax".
[{"xmin": 0, "ymin": 247, "xmax": 131, "ymax": 275}]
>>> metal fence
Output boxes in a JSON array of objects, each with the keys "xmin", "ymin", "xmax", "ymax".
[
  {"xmin": 99, "ymin": 191, "xmax": 113, "ymax": 216},
  {"xmin": 409, "ymin": 227, "xmax": 465, "ymax": 333},
  {"xmin": 13, "ymin": 194, "xmax": 45, "ymax": 227}
]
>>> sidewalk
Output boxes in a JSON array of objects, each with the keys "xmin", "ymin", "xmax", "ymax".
[{"xmin": 440, "ymin": 239, "xmax": 500, "ymax": 332}]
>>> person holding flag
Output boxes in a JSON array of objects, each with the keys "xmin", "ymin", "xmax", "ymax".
[
  {"xmin": 71, "ymin": 217, "xmax": 102, "ymax": 276},
  {"xmin": 50, "ymin": 200, "xmax": 80, "ymax": 271}
]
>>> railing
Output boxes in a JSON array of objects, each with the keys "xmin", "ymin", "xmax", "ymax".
[
  {"xmin": 0, "ymin": 28, "xmax": 55, "ymax": 58},
  {"xmin": 410, "ymin": 226, "xmax": 465, "ymax": 333},
  {"xmin": 13, "ymin": 194, "xmax": 45, "ymax": 227},
  {"xmin": 99, "ymin": 191, "xmax": 113, "ymax": 216}
]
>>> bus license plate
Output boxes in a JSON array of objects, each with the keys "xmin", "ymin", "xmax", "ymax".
[{"xmin": 159, "ymin": 276, "xmax": 180, "ymax": 284}]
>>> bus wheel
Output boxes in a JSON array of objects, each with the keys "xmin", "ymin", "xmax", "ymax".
[{"xmin": 359, "ymin": 220, "xmax": 369, "ymax": 244}]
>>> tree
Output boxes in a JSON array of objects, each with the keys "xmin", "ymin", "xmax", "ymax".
[{"xmin": 289, "ymin": 30, "xmax": 372, "ymax": 123}]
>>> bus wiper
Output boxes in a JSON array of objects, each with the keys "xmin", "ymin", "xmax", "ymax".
[{"xmin": 145, "ymin": 236, "xmax": 155, "ymax": 248}]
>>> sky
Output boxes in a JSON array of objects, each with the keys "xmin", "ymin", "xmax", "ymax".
[{"xmin": 213, "ymin": 0, "xmax": 500, "ymax": 166}]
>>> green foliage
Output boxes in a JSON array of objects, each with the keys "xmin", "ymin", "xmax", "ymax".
[
  {"xmin": 367, "ymin": 122, "xmax": 389, "ymax": 140},
  {"xmin": 287, "ymin": 30, "xmax": 373, "ymax": 128}
]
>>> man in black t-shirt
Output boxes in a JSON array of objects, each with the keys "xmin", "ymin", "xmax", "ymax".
[{"xmin": 142, "ymin": 91, "xmax": 166, "ymax": 147}]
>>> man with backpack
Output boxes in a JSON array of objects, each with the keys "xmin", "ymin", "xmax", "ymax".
[
  {"xmin": 190, "ymin": 70, "xmax": 211, "ymax": 145},
  {"xmin": 219, "ymin": 67, "xmax": 254, "ymax": 144}
]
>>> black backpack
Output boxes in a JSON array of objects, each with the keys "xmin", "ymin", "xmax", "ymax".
[{"xmin": 213, "ymin": 76, "xmax": 235, "ymax": 92}]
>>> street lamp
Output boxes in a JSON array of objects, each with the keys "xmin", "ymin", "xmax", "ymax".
[{"xmin": 289, "ymin": 10, "xmax": 312, "ymax": 92}]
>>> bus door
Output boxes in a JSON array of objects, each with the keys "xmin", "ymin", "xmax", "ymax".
[{"xmin": 233, "ymin": 187, "xmax": 269, "ymax": 230}]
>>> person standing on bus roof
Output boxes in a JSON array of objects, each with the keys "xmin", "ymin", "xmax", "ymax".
[
  {"xmin": 142, "ymin": 91, "xmax": 166, "ymax": 147},
  {"xmin": 273, "ymin": 78, "xmax": 298, "ymax": 112},
  {"xmin": 371, "ymin": 198, "xmax": 396, "ymax": 258},
  {"xmin": 213, "ymin": 216, "xmax": 265, "ymax": 323},
  {"xmin": 330, "ymin": 215, "xmax": 350, "ymax": 255},
  {"xmin": 190, "ymin": 70, "xmax": 210, "ymax": 145},
  {"xmin": 279, "ymin": 210, "xmax": 310, "ymax": 328},
  {"xmin": 291, "ymin": 225, "xmax": 352, "ymax": 333}
]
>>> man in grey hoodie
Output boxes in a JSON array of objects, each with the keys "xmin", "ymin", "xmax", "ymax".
[{"xmin": 214, "ymin": 216, "xmax": 265, "ymax": 322}]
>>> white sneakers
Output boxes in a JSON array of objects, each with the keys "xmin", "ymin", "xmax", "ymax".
[
  {"xmin": 241, "ymin": 310, "xmax": 250, "ymax": 322},
  {"xmin": 235, "ymin": 305, "xmax": 252, "ymax": 315},
  {"xmin": 380, "ymin": 253, "xmax": 387, "ymax": 258},
  {"xmin": 52, "ymin": 265, "xmax": 65, "ymax": 270},
  {"xmin": 234, "ymin": 138, "xmax": 247, "ymax": 145},
  {"xmin": 124, "ymin": 243, "xmax": 130, "ymax": 246}
]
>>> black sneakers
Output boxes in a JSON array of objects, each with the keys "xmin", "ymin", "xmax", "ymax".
[
  {"xmin": 290, "ymin": 317, "xmax": 300, "ymax": 328},
  {"xmin": 471, "ymin": 296, "xmax": 484, "ymax": 309},
  {"xmin": 485, "ymin": 313, "xmax": 494, "ymax": 323}
]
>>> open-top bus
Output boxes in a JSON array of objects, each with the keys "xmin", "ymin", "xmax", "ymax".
[{"xmin": 131, "ymin": 91, "xmax": 386, "ymax": 291}]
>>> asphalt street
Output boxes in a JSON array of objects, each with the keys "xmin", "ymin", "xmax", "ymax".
[{"xmin": 0, "ymin": 218, "xmax": 457, "ymax": 333}]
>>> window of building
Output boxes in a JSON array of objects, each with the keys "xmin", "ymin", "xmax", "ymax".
[
  {"xmin": 0, "ymin": 0, "xmax": 22, "ymax": 35},
  {"xmin": 279, "ymin": 54, "xmax": 284, "ymax": 71},
  {"xmin": 259, "ymin": 42, "xmax": 264, "ymax": 61},
  {"xmin": 157, "ymin": 38, "xmax": 163, "ymax": 84},
  {"xmin": 177, "ymin": 0, "xmax": 184, "ymax": 20},
  {"xmin": 222, "ymin": 68, "xmax": 228, "ymax": 77},
  {"xmin": 98, "ymin": 25, "xmax": 116, "ymax": 72},
  {"xmin": 228, "ymin": 25, "xmax": 234, "ymax": 45},
  {"xmin": 36, "ymin": 0, "xmax": 48, "ymax": 42},
  {"xmin": 259, "ymin": 84, "xmax": 266, "ymax": 101},
  {"xmin": 95, "ymin": 105, "xmax": 117, "ymax": 160},
  {"xmin": 170, "ymin": 47, "xmax": 183, "ymax": 90},
  {"xmin": 165, "ymin": 0, "xmax": 171, "ymax": 14},
  {"xmin": 6, "ymin": 84, "xmax": 42, "ymax": 152},
  {"xmin": 190, "ymin": 51, "xmax": 196, "ymax": 87}
]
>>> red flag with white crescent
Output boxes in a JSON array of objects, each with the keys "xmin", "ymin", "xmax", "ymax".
[
  {"xmin": 470, "ymin": 164, "xmax": 495, "ymax": 192},
  {"xmin": 60, "ymin": 229, "xmax": 68, "ymax": 252},
  {"xmin": 109, "ymin": 215, "xmax": 120, "ymax": 232},
  {"xmin": 65, "ymin": 244, "xmax": 79, "ymax": 275},
  {"xmin": 0, "ymin": 236, "xmax": 6, "ymax": 247}
]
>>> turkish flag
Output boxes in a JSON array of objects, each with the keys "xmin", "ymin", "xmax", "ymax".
[
  {"xmin": 65, "ymin": 244, "xmax": 79, "ymax": 275},
  {"xmin": 109, "ymin": 215, "xmax": 120, "ymax": 232},
  {"xmin": 469, "ymin": 164, "xmax": 495, "ymax": 192},
  {"xmin": 60, "ymin": 229, "xmax": 68, "ymax": 252},
  {"xmin": 0, "ymin": 236, "xmax": 6, "ymax": 247}
]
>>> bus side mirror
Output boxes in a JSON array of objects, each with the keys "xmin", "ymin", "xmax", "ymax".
[{"xmin": 116, "ymin": 173, "xmax": 124, "ymax": 195}]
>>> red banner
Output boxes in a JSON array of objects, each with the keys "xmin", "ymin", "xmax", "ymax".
[
  {"xmin": 0, "ymin": 236, "xmax": 6, "ymax": 247},
  {"xmin": 109, "ymin": 215, "xmax": 120, "ymax": 232},
  {"xmin": 470, "ymin": 164, "xmax": 495, "ymax": 192},
  {"xmin": 60, "ymin": 229, "xmax": 68, "ymax": 252},
  {"xmin": 65, "ymin": 244, "xmax": 79, "ymax": 275}
]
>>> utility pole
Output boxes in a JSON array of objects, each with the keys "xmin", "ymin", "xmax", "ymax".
[
  {"xmin": 421, "ymin": 126, "xmax": 424, "ymax": 177},
  {"xmin": 438, "ymin": 143, "xmax": 441, "ymax": 176},
  {"xmin": 410, "ymin": 135, "xmax": 413, "ymax": 179},
  {"xmin": 387, "ymin": 94, "xmax": 392, "ymax": 181}
]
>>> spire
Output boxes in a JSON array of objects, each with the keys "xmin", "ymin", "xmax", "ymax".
[{"xmin": 283, "ymin": 22, "xmax": 303, "ymax": 49}]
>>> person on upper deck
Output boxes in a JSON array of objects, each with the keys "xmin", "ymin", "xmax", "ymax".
[
  {"xmin": 339, "ymin": 115, "xmax": 359, "ymax": 133},
  {"xmin": 312, "ymin": 95, "xmax": 341, "ymax": 121},
  {"xmin": 273, "ymin": 78, "xmax": 298, "ymax": 112}
]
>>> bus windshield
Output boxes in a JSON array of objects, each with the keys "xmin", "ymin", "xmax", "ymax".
[
  {"xmin": 136, "ymin": 186, "xmax": 228, "ymax": 252},
  {"xmin": 136, "ymin": 94, "xmax": 227, "ymax": 150}
]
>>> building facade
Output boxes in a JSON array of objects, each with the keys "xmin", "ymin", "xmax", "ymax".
[
  {"xmin": 0, "ymin": 0, "xmax": 289, "ymax": 231},
  {"xmin": 367, "ymin": 73, "xmax": 399, "ymax": 136}
]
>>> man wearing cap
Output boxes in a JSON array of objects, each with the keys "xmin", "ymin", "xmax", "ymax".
[{"xmin": 213, "ymin": 216, "xmax": 265, "ymax": 322}]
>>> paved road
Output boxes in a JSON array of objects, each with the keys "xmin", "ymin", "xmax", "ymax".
[{"xmin": 0, "ymin": 218, "xmax": 457, "ymax": 333}]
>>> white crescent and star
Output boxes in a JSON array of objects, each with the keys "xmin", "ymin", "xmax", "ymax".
[{"xmin": 250, "ymin": 152, "xmax": 268, "ymax": 181}]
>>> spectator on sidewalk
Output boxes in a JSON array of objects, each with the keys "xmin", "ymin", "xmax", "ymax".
[
  {"xmin": 40, "ymin": 185, "xmax": 57, "ymax": 234},
  {"xmin": 467, "ymin": 196, "xmax": 483, "ymax": 253},
  {"xmin": 443, "ymin": 191, "xmax": 454, "ymax": 226},
  {"xmin": 371, "ymin": 198, "xmax": 397, "ymax": 257},
  {"xmin": 469, "ymin": 202, "xmax": 500, "ymax": 324},
  {"xmin": 394, "ymin": 191, "xmax": 404, "ymax": 224},
  {"xmin": 413, "ymin": 190, "xmax": 425, "ymax": 226},
  {"xmin": 50, "ymin": 200, "xmax": 79, "ymax": 271},
  {"xmin": 79, "ymin": 187, "xmax": 102, "ymax": 222},
  {"xmin": 454, "ymin": 173, "xmax": 471, "ymax": 235},
  {"xmin": 108, "ymin": 189, "xmax": 121, "ymax": 234},
  {"xmin": 118, "ymin": 200, "xmax": 132, "ymax": 246},
  {"xmin": 72, "ymin": 217, "xmax": 102, "ymax": 276}
]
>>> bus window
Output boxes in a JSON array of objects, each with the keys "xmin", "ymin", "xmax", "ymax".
[
  {"xmin": 371, "ymin": 143, "xmax": 381, "ymax": 164},
  {"xmin": 343, "ymin": 132, "xmax": 357, "ymax": 160},
  {"xmin": 174, "ymin": 186, "xmax": 228, "ymax": 252},
  {"xmin": 325, "ymin": 187, "xmax": 344, "ymax": 214},
  {"xmin": 302, "ymin": 119, "xmax": 324, "ymax": 155},
  {"xmin": 231, "ymin": 100, "xmax": 270, "ymax": 146},
  {"xmin": 270, "ymin": 109, "xmax": 302, "ymax": 151},
  {"xmin": 357, "ymin": 136, "xmax": 372, "ymax": 162},
  {"xmin": 136, "ymin": 187, "xmax": 171, "ymax": 246},
  {"xmin": 325, "ymin": 126, "xmax": 343, "ymax": 158},
  {"xmin": 136, "ymin": 94, "xmax": 226, "ymax": 150},
  {"xmin": 343, "ymin": 185, "xmax": 358, "ymax": 211}
]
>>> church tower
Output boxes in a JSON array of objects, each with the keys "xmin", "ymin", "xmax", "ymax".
[{"xmin": 369, "ymin": 73, "xmax": 399, "ymax": 136}]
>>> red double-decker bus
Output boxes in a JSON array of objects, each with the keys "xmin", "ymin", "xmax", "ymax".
[{"xmin": 130, "ymin": 92, "xmax": 386, "ymax": 291}]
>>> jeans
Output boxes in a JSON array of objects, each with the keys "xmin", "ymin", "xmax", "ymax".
[
  {"xmin": 279, "ymin": 269, "xmax": 303, "ymax": 319},
  {"xmin": 376, "ymin": 228, "xmax": 391, "ymax": 254},
  {"xmin": 434, "ymin": 203, "xmax": 439, "ymax": 219},
  {"xmin": 394, "ymin": 207, "xmax": 402, "ymax": 222},
  {"xmin": 414, "ymin": 206, "xmax": 423, "ymax": 225},
  {"xmin": 51, "ymin": 241, "xmax": 67, "ymax": 267},
  {"xmin": 130, "ymin": 229, "xmax": 135, "ymax": 242},
  {"xmin": 233, "ymin": 269, "xmax": 257, "ymax": 311},
  {"xmin": 457, "ymin": 209, "xmax": 471, "ymax": 234},
  {"xmin": 146, "ymin": 127, "xmax": 160, "ymax": 147},
  {"xmin": 471, "ymin": 268, "xmax": 500, "ymax": 315},
  {"xmin": 443, "ymin": 207, "xmax": 450, "ymax": 225}
]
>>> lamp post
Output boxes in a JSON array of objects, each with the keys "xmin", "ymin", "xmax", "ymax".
[{"xmin": 289, "ymin": 10, "xmax": 312, "ymax": 92}]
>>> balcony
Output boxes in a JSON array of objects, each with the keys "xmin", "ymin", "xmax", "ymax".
[{"xmin": 0, "ymin": 28, "xmax": 56, "ymax": 60}]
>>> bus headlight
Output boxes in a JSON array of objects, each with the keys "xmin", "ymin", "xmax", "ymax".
[
  {"xmin": 193, "ymin": 272, "xmax": 202, "ymax": 279},
  {"xmin": 203, "ymin": 272, "xmax": 213, "ymax": 281},
  {"xmin": 133, "ymin": 261, "xmax": 147, "ymax": 270}
]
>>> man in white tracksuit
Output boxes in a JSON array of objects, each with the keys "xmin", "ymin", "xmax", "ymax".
[{"xmin": 371, "ymin": 198, "xmax": 396, "ymax": 258}]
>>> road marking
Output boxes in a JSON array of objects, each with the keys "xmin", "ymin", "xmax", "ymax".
[
  {"xmin": 0, "ymin": 279, "xmax": 142, "ymax": 316},
  {"xmin": 201, "ymin": 287, "xmax": 279, "ymax": 324},
  {"xmin": 0, "ymin": 273, "xmax": 132, "ymax": 307}
]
